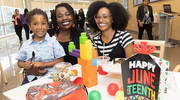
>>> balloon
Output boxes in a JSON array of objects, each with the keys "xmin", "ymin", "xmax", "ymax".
[
  {"xmin": 107, "ymin": 83, "xmax": 119, "ymax": 96},
  {"xmin": 115, "ymin": 91, "xmax": 124, "ymax": 100},
  {"xmin": 88, "ymin": 90, "xmax": 101, "ymax": 100}
]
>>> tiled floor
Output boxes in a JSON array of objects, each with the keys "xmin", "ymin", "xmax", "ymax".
[
  {"xmin": 0, "ymin": 32, "xmax": 180, "ymax": 100},
  {"xmin": 0, "ymin": 34, "xmax": 22, "ymax": 100}
]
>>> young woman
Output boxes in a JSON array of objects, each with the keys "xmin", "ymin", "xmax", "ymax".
[
  {"xmin": 87, "ymin": 1, "xmax": 134, "ymax": 61},
  {"xmin": 136, "ymin": 0, "xmax": 154, "ymax": 40},
  {"xmin": 16, "ymin": 9, "xmax": 65, "ymax": 85},
  {"xmin": 78, "ymin": 8, "xmax": 85, "ymax": 30},
  {"xmin": 52, "ymin": 3, "xmax": 85, "ymax": 65}
]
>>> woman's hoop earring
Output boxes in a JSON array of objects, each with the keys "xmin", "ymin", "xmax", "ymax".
[
  {"xmin": 72, "ymin": 23, "xmax": 75, "ymax": 28},
  {"xmin": 56, "ymin": 26, "xmax": 59, "ymax": 30}
]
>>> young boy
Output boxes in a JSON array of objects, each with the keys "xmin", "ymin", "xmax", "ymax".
[{"xmin": 16, "ymin": 9, "xmax": 66, "ymax": 85}]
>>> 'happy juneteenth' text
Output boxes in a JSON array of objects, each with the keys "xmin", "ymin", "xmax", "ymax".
[{"xmin": 127, "ymin": 61, "xmax": 156, "ymax": 100}]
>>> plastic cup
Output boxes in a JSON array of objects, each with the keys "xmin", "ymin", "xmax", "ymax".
[{"xmin": 97, "ymin": 56, "xmax": 110, "ymax": 66}]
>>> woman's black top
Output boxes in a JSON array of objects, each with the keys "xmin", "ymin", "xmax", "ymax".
[{"xmin": 48, "ymin": 28, "xmax": 84, "ymax": 65}]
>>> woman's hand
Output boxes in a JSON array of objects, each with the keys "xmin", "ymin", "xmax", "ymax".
[
  {"xmin": 152, "ymin": 23, "xmax": 154, "ymax": 28},
  {"xmin": 139, "ymin": 22, "xmax": 143, "ymax": 27}
]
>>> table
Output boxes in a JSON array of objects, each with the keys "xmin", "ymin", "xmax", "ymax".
[
  {"xmin": 153, "ymin": 22, "xmax": 158, "ymax": 40},
  {"xmin": 3, "ymin": 64, "xmax": 81, "ymax": 100},
  {"xmin": 163, "ymin": 71, "xmax": 180, "ymax": 100},
  {"xmin": 3, "ymin": 64, "xmax": 180, "ymax": 100},
  {"xmin": 158, "ymin": 11, "xmax": 180, "ymax": 47}
]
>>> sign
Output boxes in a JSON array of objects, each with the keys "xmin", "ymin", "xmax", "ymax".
[{"xmin": 122, "ymin": 54, "xmax": 160, "ymax": 100}]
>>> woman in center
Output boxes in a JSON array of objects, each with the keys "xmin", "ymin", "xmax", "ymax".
[
  {"xmin": 52, "ymin": 3, "xmax": 84, "ymax": 65},
  {"xmin": 87, "ymin": 1, "xmax": 134, "ymax": 61}
]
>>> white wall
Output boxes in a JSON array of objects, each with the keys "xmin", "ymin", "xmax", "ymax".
[{"xmin": 1, "ymin": 0, "xmax": 23, "ymax": 8}]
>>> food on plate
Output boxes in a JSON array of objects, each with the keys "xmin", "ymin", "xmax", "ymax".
[
  {"xmin": 114, "ymin": 58, "xmax": 125, "ymax": 64},
  {"xmin": 69, "ymin": 69, "xmax": 78, "ymax": 76}
]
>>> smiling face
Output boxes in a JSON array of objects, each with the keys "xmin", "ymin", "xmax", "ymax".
[
  {"xmin": 95, "ymin": 7, "xmax": 113, "ymax": 32},
  {"xmin": 56, "ymin": 6, "xmax": 73, "ymax": 31},
  {"xmin": 28, "ymin": 14, "xmax": 48, "ymax": 41},
  {"xmin": 15, "ymin": 9, "xmax": 19, "ymax": 15},
  {"xmin": 143, "ymin": 0, "xmax": 149, "ymax": 6}
]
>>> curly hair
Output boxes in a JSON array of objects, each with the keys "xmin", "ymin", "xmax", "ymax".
[
  {"xmin": 25, "ymin": 8, "xmax": 48, "ymax": 25},
  {"xmin": 87, "ymin": 1, "xmax": 129, "ymax": 33},
  {"xmin": 53, "ymin": 3, "xmax": 77, "ymax": 35}
]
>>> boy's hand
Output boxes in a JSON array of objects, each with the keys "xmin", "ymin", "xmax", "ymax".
[
  {"xmin": 33, "ymin": 61, "xmax": 44, "ymax": 68},
  {"xmin": 26, "ymin": 68, "xmax": 48, "ymax": 76},
  {"xmin": 25, "ymin": 61, "xmax": 33, "ymax": 69}
]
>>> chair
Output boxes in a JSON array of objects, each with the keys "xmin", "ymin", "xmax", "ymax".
[
  {"xmin": 134, "ymin": 39, "xmax": 165, "ymax": 59},
  {"xmin": 19, "ymin": 68, "xmax": 25, "ymax": 84},
  {"xmin": 0, "ymin": 47, "xmax": 8, "ymax": 84},
  {"xmin": 0, "ymin": 62, "xmax": 8, "ymax": 84},
  {"xmin": 173, "ymin": 64, "xmax": 180, "ymax": 72}
]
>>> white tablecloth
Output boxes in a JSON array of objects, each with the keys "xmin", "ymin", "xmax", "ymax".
[{"xmin": 3, "ymin": 64, "xmax": 180, "ymax": 100}]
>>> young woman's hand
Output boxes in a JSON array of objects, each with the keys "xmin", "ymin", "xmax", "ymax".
[
  {"xmin": 152, "ymin": 23, "xmax": 154, "ymax": 28},
  {"xmin": 139, "ymin": 22, "xmax": 143, "ymax": 27}
]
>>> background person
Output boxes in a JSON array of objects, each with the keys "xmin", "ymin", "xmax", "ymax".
[
  {"xmin": 87, "ymin": 1, "xmax": 134, "ymax": 61},
  {"xmin": 78, "ymin": 8, "xmax": 85, "ymax": 30},
  {"xmin": 20, "ymin": 8, "xmax": 30, "ymax": 40},
  {"xmin": 49, "ymin": 9, "xmax": 55, "ymax": 28},
  {"xmin": 136, "ymin": 0, "xmax": 154, "ymax": 40},
  {"xmin": 74, "ymin": 10, "xmax": 79, "ymax": 27},
  {"xmin": 12, "ymin": 9, "xmax": 22, "ymax": 43}
]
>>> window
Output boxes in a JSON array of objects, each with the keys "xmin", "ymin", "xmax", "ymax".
[
  {"xmin": 0, "ymin": 6, "xmax": 23, "ymax": 36},
  {"xmin": 0, "ymin": 7, "xmax": 3, "ymax": 24},
  {"xmin": 0, "ymin": 25, "xmax": 5, "ymax": 36},
  {"xmin": 3, "ymin": 6, "xmax": 14, "ymax": 23},
  {"xmin": 0, "ymin": 6, "xmax": 5, "ymax": 36},
  {"xmin": 5, "ymin": 24, "xmax": 15, "ymax": 35}
]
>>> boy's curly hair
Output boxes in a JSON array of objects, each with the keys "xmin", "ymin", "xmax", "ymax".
[{"xmin": 25, "ymin": 8, "xmax": 48, "ymax": 25}]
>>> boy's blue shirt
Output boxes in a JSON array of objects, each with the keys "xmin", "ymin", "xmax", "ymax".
[{"xmin": 16, "ymin": 33, "xmax": 66, "ymax": 82}]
